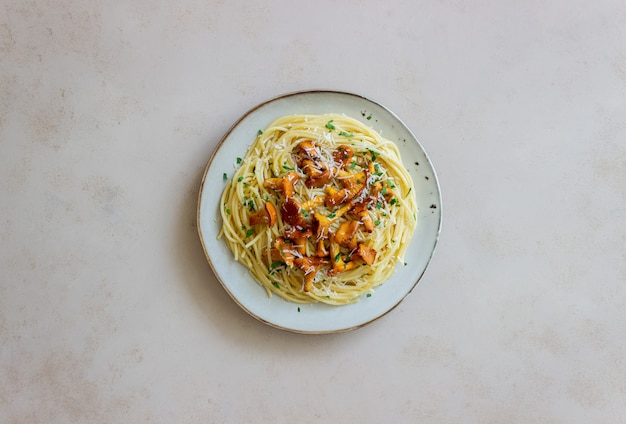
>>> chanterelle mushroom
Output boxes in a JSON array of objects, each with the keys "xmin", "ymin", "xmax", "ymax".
[
  {"xmin": 335, "ymin": 220, "xmax": 359, "ymax": 250},
  {"xmin": 294, "ymin": 256, "xmax": 327, "ymax": 292},
  {"xmin": 281, "ymin": 197, "xmax": 303, "ymax": 226},
  {"xmin": 285, "ymin": 227, "xmax": 313, "ymax": 255},
  {"xmin": 249, "ymin": 201, "xmax": 278, "ymax": 227},
  {"xmin": 262, "ymin": 171, "xmax": 299, "ymax": 199},
  {"xmin": 312, "ymin": 212, "xmax": 332, "ymax": 241},
  {"xmin": 333, "ymin": 145, "xmax": 354, "ymax": 169},
  {"xmin": 356, "ymin": 243, "xmax": 377, "ymax": 265},
  {"xmin": 328, "ymin": 233, "xmax": 357, "ymax": 276},
  {"xmin": 297, "ymin": 140, "xmax": 321, "ymax": 161},
  {"xmin": 271, "ymin": 237, "xmax": 296, "ymax": 267}
]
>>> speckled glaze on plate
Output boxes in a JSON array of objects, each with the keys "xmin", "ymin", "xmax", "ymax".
[{"xmin": 197, "ymin": 90, "xmax": 441, "ymax": 334}]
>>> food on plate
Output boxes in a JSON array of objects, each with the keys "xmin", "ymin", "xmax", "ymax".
[{"xmin": 218, "ymin": 114, "xmax": 417, "ymax": 305}]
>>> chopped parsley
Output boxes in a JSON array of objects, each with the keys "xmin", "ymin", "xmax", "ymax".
[
  {"xmin": 374, "ymin": 220, "xmax": 381, "ymax": 226},
  {"xmin": 339, "ymin": 131, "xmax": 353, "ymax": 137},
  {"xmin": 374, "ymin": 164, "xmax": 382, "ymax": 176},
  {"xmin": 297, "ymin": 307, "xmax": 301, "ymax": 313},
  {"xmin": 223, "ymin": 173, "xmax": 227, "ymax": 180},
  {"xmin": 226, "ymin": 209, "xmax": 231, "ymax": 215},
  {"xmin": 270, "ymin": 261, "xmax": 284, "ymax": 270},
  {"xmin": 325, "ymin": 120, "xmax": 335, "ymax": 130},
  {"xmin": 272, "ymin": 282, "xmax": 280, "ymax": 288},
  {"xmin": 257, "ymin": 129, "xmax": 263, "ymax": 135},
  {"xmin": 406, "ymin": 187, "xmax": 412, "ymax": 197},
  {"xmin": 282, "ymin": 164, "xmax": 293, "ymax": 171},
  {"xmin": 245, "ymin": 228, "xmax": 255, "ymax": 238},
  {"xmin": 390, "ymin": 198, "xmax": 397, "ymax": 206},
  {"xmin": 327, "ymin": 212, "xmax": 336, "ymax": 218},
  {"xmin": 366, "ymin": 114, "xmax": 372, "ymax": 120},
  {"xmin": 334, "ymin": 252, "xmax": 341, "ymax": 262},
  {"xmin": 236, "ymin": 157, "xmax": 242, "ymax": 164},
  {"xmin": 366, "ymin": 293, "xmax": 372, "ymax": 298},
  {"xmin": 237, "ymin": 176, "xmax": 244, "ymax": 182}
]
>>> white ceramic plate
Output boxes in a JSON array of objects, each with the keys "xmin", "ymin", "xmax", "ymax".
[{"xmin": 197, "ymin": 90, "xmax": 441, "ymax": 334}]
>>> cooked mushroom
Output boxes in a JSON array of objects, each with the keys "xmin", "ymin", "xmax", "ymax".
[
  {"xmin": 248, "ymin": 201, "xmax": 278, "ymax": 227},
  {"xmin": 281, "ymin": 197, "xmax": 303, "ymax": 226},
  {"xmin": 328, "ymin": 233, "xmax": 357, "ymax": 276},
  {"xmin": 305, "ymin": 168, "xmax": 332, "ymax": 188},
  {"xmin": 294, "ymin": 256, "xmax": 327, "ymax": 292},
  {"xmin": 263, "ymin": 177, "xmax": 283, "ymax": 191},
  {"xmin": 262, "ymin": 171, "xmax": 299, "ymax": 199},
  {"xmin": 301, "ymin": 195, "xmax": 325, "ymax": 211},
  {"xmin": 333, "ymin": 145, "xmax": 354, "ymax": 169},
  {"xmin": 325, "ymin": 186, "xmax": 348, "ymax": 207},
  {"xmin": 282, "ymin": 171, "xmax": 299, "ymax": 198},
  {"xmin": 371, "ymin": 180, "xmax": 393, "ymax": 201},
  {"xmin": 338, "ymin": 170, "xmax": 368, "ymax": 202},
  {"xmin": 297, "ymin": 140, "xmax": 321, "ymax": 161},
  {"xmin": 356, "ymin": 243, "xmax": 377, "ymax": 265},
  {"xmin": 312, "ymin": 212, "xmax": 332, "ymax": 241},
  {"xmin": 334, "ymin": 220, "xmax": 359, "ymax": 250},
  {"xmin": 285, "ymin": 227, "xmax": 312, "ymax": 255},
  {"xmin": 315, "ymin": 239, "xmax": 328, "ymax": 257},
  {"xmin": 271, "ymin": 237, "xmax": 296, "ymax": 267},
  {"xmin": 357, "ymin": 210, "xmax": 375, "ymax": 232},
  {"xmin": 300, "ymin": 159, "xmax": 333, "ymax": 188}
]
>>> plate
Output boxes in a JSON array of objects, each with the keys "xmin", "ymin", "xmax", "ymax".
[{"xmin": 197, "ymin": 90, "xmax": 441, "ymax": 333}]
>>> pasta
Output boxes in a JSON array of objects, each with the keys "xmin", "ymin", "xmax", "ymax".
[{"xmin": 218, "ymin": 114, "xmax": 417, "ymax": 305}]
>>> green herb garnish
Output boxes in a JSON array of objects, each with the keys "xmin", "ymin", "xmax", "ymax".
[
  {"xmin": 325, "ymin": 120, "xmax": 335, "ymax": 130},
  {"xmin": 270, "ymin": 261, "xmax": 284, "ymax": 270}
]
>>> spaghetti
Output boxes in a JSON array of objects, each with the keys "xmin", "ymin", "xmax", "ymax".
[{"xmin": 218, "ymin": 114, "xmax": 417, "ymax": 305}]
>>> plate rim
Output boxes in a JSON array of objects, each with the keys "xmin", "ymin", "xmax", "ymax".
[{"xmin": 197, "ymin": 89, "xmax": 442, "ymax": 334}]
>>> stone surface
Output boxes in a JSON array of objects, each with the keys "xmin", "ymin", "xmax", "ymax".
[{"xmin": 1, "ymin": 1, "xmax": 625, "ymax": 422}]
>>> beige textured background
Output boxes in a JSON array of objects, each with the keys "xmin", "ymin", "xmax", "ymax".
[{"xmin": 1, "ymin": 1, "xmax": 625, "ymax": 422}]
